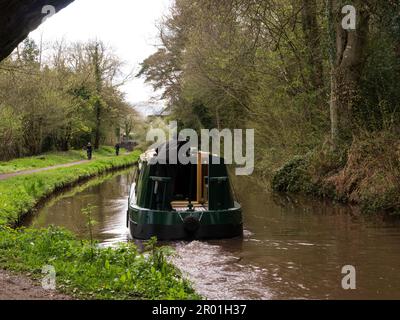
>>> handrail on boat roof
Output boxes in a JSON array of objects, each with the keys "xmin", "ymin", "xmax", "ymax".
[
  {"xmin": 149, "ymin": 176, "xmax": 172, "ymax": 182},
  {"xmin": 140, "ymin": 149, "xmax": 222, "ymax": 164}
]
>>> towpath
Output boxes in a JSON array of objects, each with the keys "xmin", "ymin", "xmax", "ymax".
[
  {"xmin": 0, "ymin": 160, "xmax": 89, "ymax": 181},
  {"xmin": 0, "ymin": 270, "xmax": 72, "ymax": 300}
]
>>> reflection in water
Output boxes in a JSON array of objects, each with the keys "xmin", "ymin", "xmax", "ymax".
[
  {"xmin": 25, "ymin": 171, "xmax": 135, "ymax": 246},
  {"xmin": 26, "ymin": 171, "xmax": 400, "ymax": 299}
]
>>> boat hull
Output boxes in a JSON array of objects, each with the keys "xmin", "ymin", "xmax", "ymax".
[{"xmin": 128, "ymin": 203, "xmax": 243, "ymax": 240}]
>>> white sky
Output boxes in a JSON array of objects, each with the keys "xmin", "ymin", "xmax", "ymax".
[{"xmin": 30, "ymin": 0, "xmax": 172, "ymax": 116}]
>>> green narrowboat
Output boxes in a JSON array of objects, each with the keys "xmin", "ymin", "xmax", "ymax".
[{"xmin": 127, "ymin": 142, "xmax": 243, "ymax": 240}]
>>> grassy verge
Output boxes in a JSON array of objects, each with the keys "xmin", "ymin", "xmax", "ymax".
[
  {"xmin": 0, "ymin": 146, "xmax": 124, "ymax": 174},
  {"xmin": 0, "ymin": 150, "xmax": 141, "ymax": 226},
  {"xmin": 0, "ymin": 149, "xmax": 200, "ymax": 300},
  {"xmin": 0, "ymin": 226, "xmax": 199, "ymax": 299},
  {"xmin": 271, "ymin": 132, "xmax": 400, "ymax": 214}
]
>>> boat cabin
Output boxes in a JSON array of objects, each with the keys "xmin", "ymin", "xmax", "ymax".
[
  {"xmin": 127, "ymin": 141, "xmax": 242, "ymax": 240},
  {"xmin": 132, "ymin": 149, "xmax": 235, "ymax": 212}
]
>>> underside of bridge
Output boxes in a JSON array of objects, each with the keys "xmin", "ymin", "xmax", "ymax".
[{"xmin": 0, "ymin": 0, "xmax": 75, "ymax": 61}]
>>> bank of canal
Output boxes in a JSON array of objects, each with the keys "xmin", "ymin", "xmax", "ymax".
[
  {"xmin": 0, "ymin": 151, "xmax": 199, "ymax": 300},
  {"xmin": 25, "ymin": 169, "xmax": 400, "ymax": 300}
]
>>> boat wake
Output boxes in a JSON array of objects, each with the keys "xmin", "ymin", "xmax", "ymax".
[{"xmin": 172, "ymin": 241, "xmax": 272, "ymax": 300}]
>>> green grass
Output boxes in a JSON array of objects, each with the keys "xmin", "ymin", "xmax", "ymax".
[
  {"xmin": 0, "ymin": 150, "xmax": 141, "ymax": 226},
  {"xmin": 0, "ymin": 146, "xmax": 124, "ymax": 174},
  {"xmin": 0, "ymin": 149, "xmax": 201, "ymax": 299},
  {"xmin": 0, "ymin": 226, "xmax": 200, "ymax": 300}
]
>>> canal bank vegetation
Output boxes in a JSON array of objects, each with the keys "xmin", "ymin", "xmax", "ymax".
[
  {"xmin": 0, "ymin": 150, "xmax": 200, "ymax": 299},
  {"xmin": 272, "ymin": 132, "xmax": 400, "ymax": 214},
  {"xmin": 0, "ymin": 226, "xmax": 199, "ymax": 300},
  {"xmin": 139, "ymin": 0, "xmax": 400, "ymax": 214},
  {"xmin": 0, "ymin": 150, "xmax": 141, "ymax": 226}
]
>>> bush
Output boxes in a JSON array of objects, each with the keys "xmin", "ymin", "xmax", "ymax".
[{"xmin": 271, "ymin": 156, "xmax": 316, "ymax": 194}]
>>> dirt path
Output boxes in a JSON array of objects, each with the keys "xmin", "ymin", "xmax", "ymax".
[
  {"xmin": 0, "ymin": 270, "xmax": 72, "ymax": 300},
  {"xmin": 0, "ymin": 160, "xmax": 89, "ymax": 181}
]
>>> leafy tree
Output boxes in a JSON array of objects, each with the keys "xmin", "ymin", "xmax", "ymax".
[
  {"xmin": 138, "ymin": 0, "xmax": 400, "ymax": 178},
  {"xmin": 0, "ymin": 38, "xmax": 139, "ymax": 160}
]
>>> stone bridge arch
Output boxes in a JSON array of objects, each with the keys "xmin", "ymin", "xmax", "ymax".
[{"xmin": 0, "ymin": 0, "xmax": 75, "ymax": 61}]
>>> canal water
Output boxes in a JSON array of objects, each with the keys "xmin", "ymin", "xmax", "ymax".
[{"xmin": 24, "ymin": 169, "xmax": 400, "ymax": 300}]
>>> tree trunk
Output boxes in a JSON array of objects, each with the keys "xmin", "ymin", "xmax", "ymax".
[
  {"xmin": 328, "ymin": 0, "xmax": 370, "ymax": 146},
  {"xmin": 301, "ymin": 0, "xmax": 324, "ymax": 91},
  {"xmin": 329, "ymin": 69, "xmax": 339, "ymax": 144},
  {"xmin": 94, "ymin": 100, "xmax": 101, "ymax": 149},
  {"xmin": 93, "ymin": 43, "xmax": 102, "ymax": 150}
]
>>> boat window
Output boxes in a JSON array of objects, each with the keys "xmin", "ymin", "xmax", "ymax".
[
  {"xmin": 172, "ymin": 164, "xmax": 197, "ymax": 201},
  {"xmin": 149, "ymin": 176, "xmax": 172, "ymax": 210},
  {"xmin": 208, "ymin": 176, "xmax": 234, "ymax": 210}
]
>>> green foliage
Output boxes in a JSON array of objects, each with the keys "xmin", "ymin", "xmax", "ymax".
[
  {"xmin": 138, "ymin": 0, "xmax": 400, "ymax": 215},
  {"xmin": 144, "ymin": 237, "xmax": 176, "ymax": 275},
  {"xmin": 0, "ymin": 150, "xmax": 200, "ymax": 299},
  {"xmin": 0, "ymin": 226, "xmax": 200, "ymax": 300},
  {"xmin": 138, "ymin": 0, "xmax": 329, "ymax": 175},
  {"xmin": 272, "ymin": 156, "xmax": 315, "ymax": 194},
  {"xmin": 357, "ymin": 33, "xmax": 400, "ymax": 132},
  {"xmin": 0, "ymin": 150, "xmax": 141, "ymax": 226},
  {"xmin": 20, "ymin": 38, "xmax": 40, "ymax": 64},
  {"xmin": 82, "ymin": 204, "xmax": 98, "ymax": 259},
  {"xmin": 0, "ymin": 38, "xmax": 141, "ymax": 161}
]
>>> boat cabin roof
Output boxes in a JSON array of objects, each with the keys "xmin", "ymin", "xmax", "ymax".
[{"xmin": 140, "ymin": 140, "xmax": 222, "ymax": 165}]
